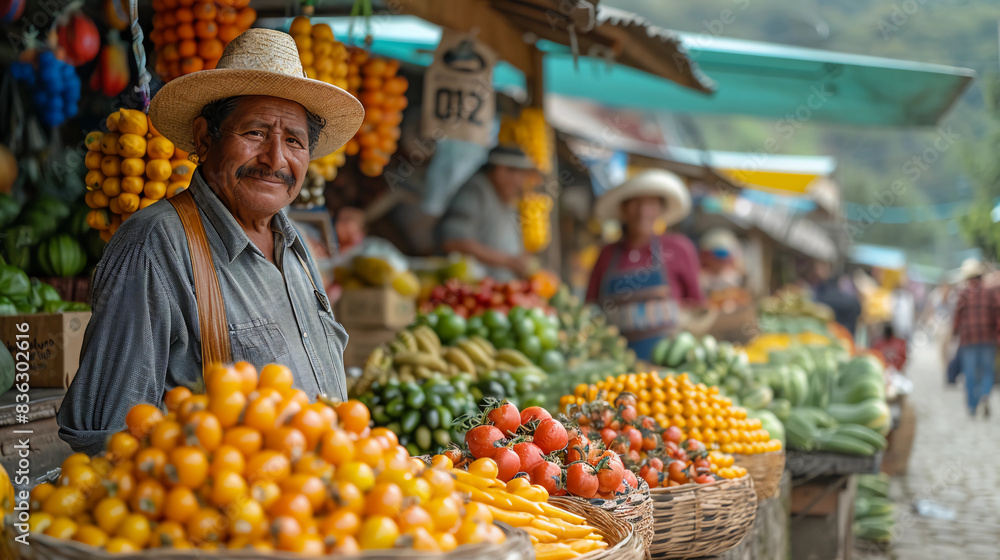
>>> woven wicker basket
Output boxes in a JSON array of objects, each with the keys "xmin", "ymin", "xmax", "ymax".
[
  {"xmin": 548, "ymin": 496, "xmax": 645, "ymax": 560},
  {"xmin": 4, "ymin": 521, "xmax": 532, "ymax": 560},
  {"xmin": 584, "ymin": 478, "xmax": 653, "ymax": 557},
  {"xmin": 646, "ymin": 474, "xmax": 757, "ymax": 559},
  {"xmin": 733, "ymin": 450, "xmax": 785, "ymax": 501}
]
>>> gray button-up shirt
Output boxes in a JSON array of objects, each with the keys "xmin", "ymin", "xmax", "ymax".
[
  {"xmin": 434, "ymin": 171, "xmax": 523, "ymax": 282},
  {"xmin": 58, "ymin": 170, "xmax": 348, "ymax": 455}
]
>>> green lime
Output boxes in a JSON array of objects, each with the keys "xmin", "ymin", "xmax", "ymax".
[
  {"xmin": 527, "ymin": 307, "xmax": 548, "ymax": 324},
  {"xmin": 436, "ymin": 314, "xmax": 467, "ymax": 342},
  {"xmin": 508, "ymin": 306, "xmax": 528, "ymax": 324},
  {"xmin": 539, "ymin": 349, "xmax": 566, "ymax": 373},
  {"xmin": 466, "ymin": 315, "xmax": 484, "ymax": 332},
  {"xmin": 517, "ymin": 335, "xmax": 542, "ymax": 360},
  {"xmin": 493, "ymin": 334, "xmax": 515, "ymax": 350},
  {"xmin": 513, "ymin": 318, "xmax": 536, "ymax": 339},
  {"xmin": 538, "ymin": 327, "xmax": 558, "ymax": 350},
  {"xmin": 483, "ymin": 309, "xmax": 511, "ymax": 332}
]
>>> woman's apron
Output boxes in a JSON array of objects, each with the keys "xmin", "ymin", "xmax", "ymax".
[{"xmin": 598, "ymin": 236, "xmax": 680, "ymax": 361}]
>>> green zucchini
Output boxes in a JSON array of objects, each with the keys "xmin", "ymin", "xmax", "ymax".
[
  {"xmin": 835, "ymin": 424, "xmax": 887, "ymax": 450},
  {"xmin": 784, "ymin": 412, "xmax": 818, "ymax": 451},
  {"xmin": 815, "ymin": 433, "xmax": 876, "ymax": 456},
  {"xmin": 665, "ymin": 332, "xmax": 696, "ymax": 367}
]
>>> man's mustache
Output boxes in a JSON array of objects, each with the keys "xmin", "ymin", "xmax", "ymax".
[{"xmin": 235, "ymin": 164, "xmax": 295, "ymax": 188}]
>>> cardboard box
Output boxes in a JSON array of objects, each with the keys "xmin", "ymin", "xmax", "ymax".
[
  {"xmin": 342, "ymin": 327, "xmax": 397, "ymax": 368},
  {"xmin": 335, "ymin": 288, "xmax": 415, "ymax": 329},
  {"xmin": 0, "ymin": 312, "xmax": 91, "ymax": 388}
]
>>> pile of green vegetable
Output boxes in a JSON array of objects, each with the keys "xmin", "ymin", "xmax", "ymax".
[
  {"xmin": 650, "ymin": 331, "xmax": 750, "ymax": 387},
  {"xmin": 358, "ymin": 374, "xmax": 480, "ymax": 457},
  {"xmin": 854, "ymin": 474, "xmax": 894, "ymax": 543},
  {"xmin": 0, "ymin": 262, "xmax": 89, "ymax": 315},
  {"xmin": 1, "ymin": 192, "xmax": 104, "ymax": 279}
]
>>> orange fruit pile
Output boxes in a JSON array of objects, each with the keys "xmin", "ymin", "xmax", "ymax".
[
  {"xmin": 24, "ymin": 362, "xmax": 504, "ymax": 553},
  {"xmin": 343, "ymin": 49, "xmax": 408, "ymax": 177},
  {"xmin": 150, "ymin": 0, "xmax": 256, "ymax": 81},
  {"xmin": 83, "ymin": 109, "xmax": 196, "ymax": 241}
]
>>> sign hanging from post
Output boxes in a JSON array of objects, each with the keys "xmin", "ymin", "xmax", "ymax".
[{"xmin": 421, "ymin": 30, "xmax": 497, "ymax": 146}]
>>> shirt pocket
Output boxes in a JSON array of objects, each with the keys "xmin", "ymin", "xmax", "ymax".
[
  {"xmin": 229, "ymin": 319, "xmax": 291, "ymax": 370},
  {"xmin": 319, "ymin": 314, "xmax": 349, "ymax": 398}
]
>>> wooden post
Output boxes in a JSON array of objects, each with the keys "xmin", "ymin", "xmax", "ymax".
[{"xmin": 525, "ymin": 46, "xmax": 562, "ymax": 276}]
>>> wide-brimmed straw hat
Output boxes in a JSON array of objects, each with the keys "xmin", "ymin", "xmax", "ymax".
[
  {"xmin": 149, "ymin": 28, "xmax": 364, "ymax": 160},
  {"xmin": 959, "ymin": 258, "xmax": 986, "ymax": 281},
  {"xmin": 594, "ymin": 169, "xmax": 691, "ymax": 226}
]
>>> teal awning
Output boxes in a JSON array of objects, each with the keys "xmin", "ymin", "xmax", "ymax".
[{"xmin": 263, "ymin": 16, "xmax": 975, "ymax": 127}]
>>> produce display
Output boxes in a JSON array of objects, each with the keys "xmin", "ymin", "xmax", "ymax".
[
  {"xmin": 422, "ymin": 277, "xmax": 552, "ymax": 317},
  {"xmin": 567, "ymin": 372, "xmax": 781, "ymax": 457},
  {"xmin": 344, "ymin": 49, "xmax": 408, "ymax": 177},
  {"xmin": 83, "ymin": 108, "xmax": 196, "ymax": 240},
  {"xmin": 854, "ymin": 474, "xmax": 894, "ymax": 543},
  {"xmin": 445, "ymin": 456, "xmax": 610, "ymax": 558},
  {"xmin": 22, "ymin": 362, "xmax": 504, "ymax": 553},
  {"xmin": 334, "ymin": 253, "xmax": 419, "ymax": 297},
  {"xmin": 56, "ymin": 9, "xmax": 101, "ymax": 66},
  {"xmin": 520, "ymin": 191, "xmax": 553, "ymax": 253},
  {"xmin": 89, "ymin": 34, "xmax": 130, "ymax": 98},
  {"xmin": 10, "ymin": 51, "xmax": 81, "ymax": 128},
  {"xmin": 150, "ymin": 0, "xmax": 256, "ymax": 81}
]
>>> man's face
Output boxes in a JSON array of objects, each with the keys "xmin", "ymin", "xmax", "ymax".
[
  {"xmin": 195, "ymin": 96, "xmax": 311, "ymax": 218},
  {"xmin": 490, "ymin": 165, "xmax": 538, "ymax": 204}
]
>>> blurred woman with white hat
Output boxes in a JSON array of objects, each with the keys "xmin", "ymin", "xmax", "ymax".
[{"xmin": 586, "ymin": 170, "xmax": 704, "ymax": 360}]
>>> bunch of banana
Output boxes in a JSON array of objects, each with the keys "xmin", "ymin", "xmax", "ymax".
[{"xmin": 359, "ymin": 325, "xmax": 540, "ymax": 387}]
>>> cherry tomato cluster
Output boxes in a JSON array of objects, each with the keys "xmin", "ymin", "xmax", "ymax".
[
  {"xmin": 422, "ymin": 277, "xmax": 551, "ymax": 318},
  {"xmin": 565, "ymin": 394, "xmax": 746, "ymax": 489},
  {"xmin": 453, "ymin": 400, "xmax": 635, "ymax": 500}
]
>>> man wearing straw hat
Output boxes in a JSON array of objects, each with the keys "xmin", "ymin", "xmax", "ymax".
[
  {"xmin": 952, "ymin": 258, "xmax": 999, "ymax": 418},
  {"xmin": 58, "ymin": 29, "xmax": 365, "ymax": 454}
]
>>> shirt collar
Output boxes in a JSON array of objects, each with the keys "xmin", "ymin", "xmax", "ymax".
[{"xmin": 189, "ymin": 169, "xmax": 302, "ymax": 264}]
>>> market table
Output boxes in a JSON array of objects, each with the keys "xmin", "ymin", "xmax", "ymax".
[
  {"xmin": 0, "ymin": 388, "xmax": 72, "ymax": 487},
  {"xmin": 718, "ymin": 472, "xmax": 792, "ymax": 560}
]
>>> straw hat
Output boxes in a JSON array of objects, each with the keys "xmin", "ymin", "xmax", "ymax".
[
  {"xmin": 959, "ymin": 258, "xmax": 986, "ymax": 281},
  {"xmin": 594, "ymin": 169, "xmax": 691, "ymax": 226},
  {"xmin": 149, "ymin": 28, "xmax": 364, "ymax": 160}
]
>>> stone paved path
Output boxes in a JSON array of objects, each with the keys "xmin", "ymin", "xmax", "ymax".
[{"xmin": 855, "ymin": 334, "xmax": 1000, "ymax": 560}]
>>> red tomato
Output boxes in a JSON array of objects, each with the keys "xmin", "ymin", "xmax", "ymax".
[
  {"xmin": 565, "ymin": 436, "xmax": 589, "ymax": 464},
  {"xmin": 487, "ymin": 403, "xmax": 521, "ymax": 437},
  {"xmin": 465, "ymin": 425, "xmax": 504, "ymax": 459},
  {"xmin": 624, "ymin": 428, "xmax": 642, "ymax": 453},
  {"xmin": 493, "ymin": 448, "xmax": 521, "ymax": 482},
  {"xmin": 533, "ymin": 419, "xmax": 568, "ymax": 454},
  {"xmin": 642, "ymin": 433, "xmax": 658, "ymax": 451},
  {"xmin": 512, "ymin": 442, "xmax": 544, "ymax": 474},
  {"xmin": 565, "ymin": 462, "xmax": 599, "ymax": 499},
  {"xmin": 596, "ymin": 452, "xmax": 624, "ymax": 493},
  {"xmin": 613, "ymin": 393, "xmax": 637, "ymax": 409},
  {"xmin": 529, "ymin": 461, "xmax": 562, "ymax": 495},
  {"xmin": 648, "ymin": 458, "xmax": 664, "ymax": 472},
  {"xmin": 599, "ymin": 428, "xmax": 617, "ymax": 448},
  {"xmin": 641, "ymin": 467, "xmax": 661, "ymax": 489},
  {"xmin": 623, "ymin": 470, "xmax": 638, "ymax": 489},
  {"xmin": 519, "ymin": 407, "xmax": 551, "ymax": 425},
  {"xmin": 663, "ymin": 427, "xmax": 683, "ymax": 445},
  {"xmin": 667, "ymin": 460, "xmax": 689, "ymax": 484},
  {"xmin": 683, "ymin": 439, "xmax": 707, "ymax": 457},
  {"xmin": 619, "ymin": 405, "xmax": 637, "ymax": 424},
  {"xmin": 694, "ymin": 474, "xmax": 716, "ymax": 484}
]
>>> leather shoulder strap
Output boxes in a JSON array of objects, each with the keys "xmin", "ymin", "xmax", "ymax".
[{"xmin": 168, "ymin": 190, "xmax": 232, "ymax": 368}]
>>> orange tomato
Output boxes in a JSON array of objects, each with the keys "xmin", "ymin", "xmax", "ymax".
[
  {"xmin": 231, "ymin": 498, "xmax": 266, "ymax": 540},
  {"xmin": 264, "ymin": 426, "xmax": 307, "ymax": 459},
  {"xmin": 364, "ymin": 482, "xmax": 403, "ymax": 517},
  {"xmin": 319, "ymin": 429, "xmax": 355, "ymax": 466},
  {"xmin": 357, "ymin": 515, "xmax": 399, "ymax": 550},
  {"xmin": 293, "ymin": 452, "xmax": 333, "ymax": 481},
  {"xmin": 398, "ymin": 504, "xmax": 433, "ymax": 533},
  {"xmin": 210, "ymin": 445, "xmax": 246, "ymax": 476},
  {"xmin": 177, "ymin": 394, "xmax": 209, "ymax": 421},
  {"xmin": 106, "ymin": 432, "xmax": 140, "ymax": 463},
  {"xmin": 166, "ymin": 446, "xmax": 209, "ymax": 489},
  {"xmin": 164, "ymin": 486, "xmax": 200, "ymax": 523},
  {"xmin": 104, "ymin": 467, "xmax": 135, "ymax": 502},
  {"xmin": 242, "ymin": 396, "xmax": 277, "ymax": 433},
  {"xmin": 187, "ymin": 508, "xmax": 227, "ymax": 545},
  {"xmin": 134, "ymin": 448, "xmax": 167, "ymax": 481},
  {"xmin": 93, "ymin": 496, "xmax": 129, "ymax": 534},
  {"xmin": 150, "ymin": 520, "xmax": 186, "ymax": 548},
  {"xmin": 258, "ymin": 364, "xmax": 294, "ymax": 390},
  {"xmin": 326, "ymin": 480, "xmax": 363, "ymax": 514},
  {"xmin": 179, "ymin": 56, "xmax": 204, "ymax": 75},
  {"xmin": 150, "ymin": 420, "xmax": 183, "ymax": 452},
  {"xmin": 115, "ymin": 513, "xmax": 151, "ymax": 547},
  {"xmin": 125, "ymin": 403, "xmax": 164, "ymax": 439},
  {"xmin": 246, "ymin": 449, "xmax": 291, "ymax": 485},
  {"xmin": 184, "ymin": 411, "xmax": 222, "ymax": 451},
  {"xmin": 163, "ymin": 387, "xmax": 192, "ymax": 412},
  {"xmin": 129, "ymin": 479, "xmax": 166, "ymax": 520},
  {"xmin": 335, "ymin": 400, "xmax": 370, "ymax": 434},
  {"xmin": 267, "ymin": 492, "xmax": 313, "ymax": 525},
  {"xmin": 250, "ymin": 480, "xmax": 281, "ymax": 510},
  {"xmin": 270, "ymin": 516, "xmax": 302, "ymax": 551},
  {"xmin": 289, "ymin": 407, "xmax": 327, "ymax": 449},
  {"xmin": 208, "ymin": 390, "xmax": 247, "ymax": 429},
  {"xmin": 192, "ymin": 2, "xmax": 216, "ymax": 19},
  {"xmin": 209, "ymin": 470, "xmax": 248, "ymax": 508},
  {"xmin": 222, "ymin": 426, "xmax": 263, "ymax": 458},
  {"xmin": 233, "ymin": 361, "xmax": 258, "ymax": 395}
]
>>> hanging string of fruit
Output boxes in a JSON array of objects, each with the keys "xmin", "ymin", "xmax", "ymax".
[
  {"xmin": 499, "ymin": 108, "xmax": 553, "ymax": 175},
  {"xmin": 519, "ymin": 192, "xmax": 553, "ymax": 253},
  {"xmin": 149, "ymin": 0, "xmax": 256, "ymax": 81},
  {"xmin": 344, "ymin": 49, "xmax": 408, "ymax": 177},
  {"xmin": 84, "ymin": 110, "xmax": 195, "ymax": 240},
  {"xmin": 89, "ymin": 32, "xmax": 130, "ymax": 98},
  {"xmin": 288, "ymin": 16, "xmax": 350, "ymax": 183}
]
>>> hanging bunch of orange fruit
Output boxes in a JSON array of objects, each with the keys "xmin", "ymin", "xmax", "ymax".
[
  {"xmin": 83, "ymin": 108, "xmax": 196, "ymax": 241},
  {"xmin": 149, "ymin": 0, "xmax": 257, "ymax": 82},
  {"xmin": 519, "ymin": 191, "xmax": 553, "ymax": 253},
  {"xmin": 23, "ymin": 362, "xmax": 506, "ymax": 553},
  {"xmin": 499, "ymin": 108, "xmax": 552, "ymax": 174},
  {"xmin": 343, "ymin": 48, "xmax": 408, "ymax": 177},
  {"xmin": 288, "ymin": 16, "xmax": 349, "ymax": 182}
]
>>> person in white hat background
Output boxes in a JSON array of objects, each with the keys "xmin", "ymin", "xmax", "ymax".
[
  {"xmin": 698, "ymin": 228, "xmax": 746, "ymax": 305},
  {"xmin": 951, "ymin": 258, "xmax": 1000, "ymax": 417},
  {"xmin": 586, "ymin": 170, "xmax": 705, "ymax": 361},
  {"xmin": 434, "ymin": 145, "xmax": 542, "ymax": 282},
  {"xmin": 58, "ymin": 29, "xmax": 365, "ymax": 454}
]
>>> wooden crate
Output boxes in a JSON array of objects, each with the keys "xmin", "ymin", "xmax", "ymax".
[
  {"xmin": 0, "ymin": 389, "xmax": 72, "ymax": 492},
  {"xmin": 881, "ymin": 396, "xmax": 916, "ymax": 476},
  {"xmin": 790, "ymin": 475, "xmax": 857, "ymax": 560}
]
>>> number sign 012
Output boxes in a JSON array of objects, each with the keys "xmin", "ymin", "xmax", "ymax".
[{"xmin": 421, "ymin": 30, "xmax": 497, "ymax": 146}]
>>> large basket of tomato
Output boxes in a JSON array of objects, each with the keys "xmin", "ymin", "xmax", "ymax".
[
  {"xmin": 733, "ymin": 450, "xmax": 785, "ymax": 501},
  {"xmin": 646, "ymin": 474, "xmax": 757, "ymax": 560},
  {"xmin": 583, "ymin": 478, "xmax": 652, "ymax": 556},
  {"xmin": 547, "ymin": 496, "xmax": 645, "ymax": 560}
]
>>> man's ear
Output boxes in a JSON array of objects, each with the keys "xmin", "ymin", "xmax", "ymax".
[{"xmin": 192, "ymin": 116, "xmax": 211, "ymax": 160}]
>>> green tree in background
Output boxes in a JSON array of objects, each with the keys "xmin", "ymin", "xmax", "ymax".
[{"xmin": 960, "ymin": 74, "xmax": 1000, "ymax": 259}]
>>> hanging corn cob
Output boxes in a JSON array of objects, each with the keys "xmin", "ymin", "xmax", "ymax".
[
  {"xmin": 520, "ymin": 191, "xmax": 553, "ymax": 253},
  {"xmin": 514, "ymin": 107, "xmax": 553, "ymax": 174}
]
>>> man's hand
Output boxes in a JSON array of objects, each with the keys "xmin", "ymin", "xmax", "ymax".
[{"xmin": 505, "ymin": 254, "xmax": 537, "ymax": 278}]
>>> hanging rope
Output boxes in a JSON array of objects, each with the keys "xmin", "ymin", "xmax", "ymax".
[
  {"xmin": 348, "ymin": 0, "xmax": 373, "ymax": 46},
  {"xmin": 128, "ymin": 0, "xmax": 151, "ymax": 111}
]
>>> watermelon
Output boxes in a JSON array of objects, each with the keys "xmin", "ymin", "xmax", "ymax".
[
  {"xmin": 0, "ymin": 194, "xmax": 20, "ymax": 230},
  {"xmin": 37, "ymin": 234, "xmax": 87, "ymax": 278},
  {"xmin": 3, "ymin": 225, "xmax": 36, "ymax": 272},
  {"xmin": 16, "ymin": 209, "xmax": 59, "ymax": 240}
]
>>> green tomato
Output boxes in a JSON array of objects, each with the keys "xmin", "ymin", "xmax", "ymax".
[
  {"xmin": 483, "ymin": 309, "xmax": 511, "ymax": 332},
  {"xmin": 517, "ymin": 335, "xmax": 542, "ymax": 360},
  {"xmin": 537, "ymin": 327, "xmax": 558, "ymax": 351},
  {"xmin": 436, "ymin": 314, "xmax": 467, "ymax": 342},
  {"xmin": 513, "ymin": 318, "xmax": 536, "ymax": 339}
]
